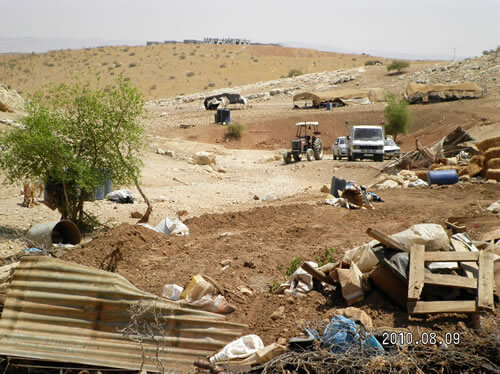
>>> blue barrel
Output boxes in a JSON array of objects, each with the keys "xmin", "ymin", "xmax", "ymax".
[
  {"xmin": 95, "ymin": 185, "xmax": 105, "ymax": 200},
  {"xmin": 427, "ymin": 170, "xmax": 459, "ymax": 186},
  {"xmin": 326, "ymin": 102, "xmax": 332, "ymax": 110},
  {"xmin": 104, "ymin": 178, "xmax": 113, "ymax": 196}
]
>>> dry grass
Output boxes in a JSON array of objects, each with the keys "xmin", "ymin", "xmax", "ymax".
[{"xmin": 0, "ymin": 44, "xmax": 387, "ymax": 99}]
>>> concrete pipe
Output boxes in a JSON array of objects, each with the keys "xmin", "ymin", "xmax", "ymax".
[{"xmin": 26, "ymin": 220, "xmax": 81, "ymax": 248}]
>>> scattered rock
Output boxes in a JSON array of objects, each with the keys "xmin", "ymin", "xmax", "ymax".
[
  {"xmin": 194, "ymin": 151, "xmax": 216, "ymax": 166},
  {"xmin": 156, "ymin": 148, "xmax": 166, "ymax": 155},
  {"xmin": 270, "ymin": 306, "xmax": 285, "ymax": 320},
  {"xmin": 160, "ymin": 112, "xmax": 168, "ymax": 117},
  {"xmin": 253, "ymin": 195, "xmax": 260, "ymax": 200},
  {"xmin": 238, "ymin": 286, "xmax": 253, "ymax": 296},
  {"xmin": 220, "ymin": 259, "xmax": 232, "ymax": 266},
  {"xmin": 165, "ymin": 150, "xmax": 175, "ymax": 158},
  {"xmin": 277, "ymin": 337, "xmax": 287, "ymax": 345},
  {"xmin": 459, "ymin": 175, "xmax": 471, "ymax": 182},
  {"xmin": 262, "ymin": 194, "xmax": 277, "ymax": 201},
  {"xmin": 218, "ymin": 232, "xmax": 233, "ymax": 238},
  {"xmin": 130, "ymin": 211, "xmax": 143, "ymax": 219}
]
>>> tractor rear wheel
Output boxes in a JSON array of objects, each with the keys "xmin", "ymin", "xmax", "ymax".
[
  {"xmin": 313, "ymin": 138, "xmax": 323, "ymax": 160},
  {"xmin": 283, "ymin": 151, "xmax": 292, "ymax": 164},
  {"xmin": 293, "ymin": 153, "xmax": 301, "ymax": 162},
  {"xmin": 306, "ymin": 149, "xmax": 314, "ymax": 161}
]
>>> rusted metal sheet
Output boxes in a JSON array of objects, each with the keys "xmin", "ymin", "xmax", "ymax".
[{"xmin": 0, "ymin": 256, "xmax": 246, "ymax": 372}]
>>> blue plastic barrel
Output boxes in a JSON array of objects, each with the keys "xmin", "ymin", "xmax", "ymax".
[
  {"xmin": 326, "ymin": 103, "xmax": 332, "ymax": 110},
  {"xmin": 427, "ymin": 169, "xmax": 459, "ymax": 186},
  {"xmin": 104, "ymin": 178, "xmax": 113, "ymax": 196},
  {"xmin": 95, "ymin": 185, "xmax": 105, "ymax": 200}
]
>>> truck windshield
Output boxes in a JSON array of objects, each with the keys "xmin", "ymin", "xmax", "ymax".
[
  {"xmin": 354, "ymin": 128, "xmax": 382, "ymax": 140},
  {"xmin": 339, "ymin": 138, "xmax": 344, "ymax": 144}
]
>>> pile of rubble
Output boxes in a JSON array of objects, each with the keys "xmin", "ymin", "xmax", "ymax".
[
  {"xmin": 382, "ymin": 128, "xmax": 500, "ymax": 186},
  {"xmin": 406, "ymin": 53, "xmax": 499, "ymax": 95}
]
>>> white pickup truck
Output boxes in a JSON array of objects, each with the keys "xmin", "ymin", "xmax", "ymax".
[{"xmin": 345, "ymin": 124, "xmax": 385, "ymax": 162}]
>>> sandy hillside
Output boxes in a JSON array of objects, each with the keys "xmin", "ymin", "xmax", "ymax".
[{"xmin": 0, "ymin": 44, "xmax": 398, "ymax": 99}]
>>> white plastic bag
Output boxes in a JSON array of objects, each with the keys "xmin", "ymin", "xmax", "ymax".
[
  {"xmin": 162, "ymin": 284, "xmax": 183, "ymax": 301},
  {"xmin": 155, "ymin": 217, "xmax": 189, "ymax": 236},
  {"xmin": 391, "ymin": 224, "xmax": 451, "ymax": 251},
  {"xmin": 210, "ymin": 335, "xmax": 264, "ymax": 364}
]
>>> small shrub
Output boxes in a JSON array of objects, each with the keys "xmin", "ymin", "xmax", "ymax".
[
  {"xmin": 114, "ymin": 62, "xmax": 121, "ymax": 68},
  {"xmin": 128, "ymin": 62, "xmax": 137, "ymax": 68},
  {"xmin": 208, "ymin": 82, "xmax": 215, "ymax": 87},
  {"xmin": 315, "ymin": 247, "xmax": 337, "ymax": 267},
  {"xmin": 101, "ymin": 62, "xmax": 108, "ymax": 66},
  {"xmin": 186, "ymin": 71, "xmax": 195, "ymax": 77},
  {"xmin": 387, "ymin": 60, "xmax": 410, "ymax": 73},
  {"xmin": 129, "ymin": 52, "xmax": 135, "ymax": 56},
  {"xmin": 179, "ymin": 55, "xmax": 186, "ymax": 59},
  {"xmin": 288, "ymin": 68, "xmax": 303, "ymax": 77},
  {"xmin": 23, "ymin": 69, "xmax": 30, "ymax": 73},
  {"xmin": 219, "ymin": 63, "xmax": 226, "ymax": 68},
  {"xmin": 268, "ymin": 280, "xmax": 281, "ymax": 294},
  {"xmin": 284, "ymin": 256, "xmax": 302, "ymax": 277},
  {"xmin": 150, "ymin": 84, "xmax": 157, "ymax": 90},
  {"xmin": 225, "ymin": 122, "xmax": 245, "ymax": 139},
  {"xmin": 190, "ymin": 52, "xmax": 196, "ymax": 56},
  {"xmin": 169, "ymin": 75, "xmax": 175, "ymax": 80},
  {"xmin": 124, "ymin": 77, "xmax": 130, "ymax": 81}
]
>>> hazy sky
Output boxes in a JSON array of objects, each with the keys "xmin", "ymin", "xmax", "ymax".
[{"xmin": 2, "ymin": 0, "xmax": 499, "ymax": 58}]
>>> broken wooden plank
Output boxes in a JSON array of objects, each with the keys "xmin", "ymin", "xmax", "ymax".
[
  {"xmin": 445, "ymin": 221, "xmax": 466, "ymax": 233},
  {"xmin": 424, "ymin": 251, "xmax": 479, "ymax": 262},
  {"xmin": 448, "ymin": 216, "xmax": 500, "ymax": 228},
  {"xmin": 477, "ymin": 251, "xmax": 494, "ymax": 310},
  {"xmin": 424, "ymin": 273, "xmax": 477, "ymax": 289},
  {"xmin": 408, "ymin": 244, "xmax": 425, "ymax": 301},
  {"xmin": 408, "ymin": 300, "xmax": 477, "ymax": 314},
  {"xmin": 301, "ymin": 262, "xmax": 334, "ymax": 285},
  {"xmin": 366, "ymin": 228, "xmax": 411, "ymax": 252},
  {"xmin": 451, "ymin": 238, "xmax": 479, "ymax": 279}
]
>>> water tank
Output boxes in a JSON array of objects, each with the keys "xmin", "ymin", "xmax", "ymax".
[{"xmin": 427, "ymin": 170, "xmax": 459, "ymax": 186}]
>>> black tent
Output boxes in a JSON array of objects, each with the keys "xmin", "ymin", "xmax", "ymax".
[{"xmin": 203, "ymin": 93, "xmax": 246, "ymax": 110}]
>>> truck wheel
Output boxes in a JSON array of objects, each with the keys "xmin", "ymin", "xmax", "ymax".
[
  {"xmin": 293, "ymin": 153, "xmax": 301, "ymax": 162},
  {"xmin": 348, "ymin": 154, "xmax": 353, "ymax": 161},
  {"xmin": 283, "ymin": 151, "xmax": 292, "ymax": 164},
  {"xmin": 333, "ymin": 154, "xmax": 337, "ymax": 160},
  {"xmin": 313, "ymin": 138, "xmax": 323, "ymax": 160},
  {"xmin": 306, "ymin": 149, "xmax": 314, "ymax": 161},
  {"xmin": 377, "ymin": 155, "xmax": 384, "ymax": 162}
]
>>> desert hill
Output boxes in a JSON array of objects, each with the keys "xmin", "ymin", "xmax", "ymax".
[{"xmin": 0, "ymin": 43, "xmax": 393, "ymax": 99}]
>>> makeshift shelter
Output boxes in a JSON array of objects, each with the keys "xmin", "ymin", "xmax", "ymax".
[
  {"xmin": 293, "ymin": 88, "xmax": 385, "ymax": 108},
  {"xmin": 406, "ymin": 83, "xmax": 482, "ymax": 104},
  {"xmin": 203, "ymin": 93, "xmax": 247, "ymax": 110}
]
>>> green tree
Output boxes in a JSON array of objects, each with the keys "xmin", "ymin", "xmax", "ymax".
[
  {"xmin": 387, "ymin": 60, "xmax": 410, "ymax": 73},
  {"xmin": 0, "ymin": 78, "xmax": 152, "ymax": 229},
  {"xmin": 384, "ymin": 93, "xmax": 411, "ymax": 142}
]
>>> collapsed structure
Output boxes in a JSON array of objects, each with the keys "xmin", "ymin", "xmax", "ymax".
[
  {"xmin": 293, "ymin": 88, "xmax": 385, "ymax": 108},
  {"xmin": 406, "ymin": 82, "xmax": 483, "ymax": 104}
]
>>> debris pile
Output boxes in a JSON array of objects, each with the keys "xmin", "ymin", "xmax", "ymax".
[{"xmin": 384, "ymin": 128, "xmax": 500, "ymax": 185}]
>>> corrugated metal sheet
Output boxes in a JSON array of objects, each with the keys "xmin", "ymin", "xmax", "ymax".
[{"xmin": 0, "ymin": 256, "xmax": 246, "ymax": 372}]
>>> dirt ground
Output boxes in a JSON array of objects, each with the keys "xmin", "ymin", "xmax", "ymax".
[{"xmin": 0, "ymin": 49, "xmax": 499, "ymax": 361}]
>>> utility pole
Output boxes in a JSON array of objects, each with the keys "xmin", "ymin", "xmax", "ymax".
[{"xmin": 453, "ymin": 48, "xmax": 456, "ymax": 61}]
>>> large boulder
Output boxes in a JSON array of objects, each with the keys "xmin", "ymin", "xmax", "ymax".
[{"xmin": 194, "ymin": 151, "xmax": 216, "ymax": 166}]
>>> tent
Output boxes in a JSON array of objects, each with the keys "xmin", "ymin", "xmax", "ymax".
[
  {"xmin": 203, "ymin": 93, "xmax": 247, "ymax": 110},
  {"xmin": 293, "ymin": 88, "xmax": 385, "ymax": 108},
  {"xmin": 406, "ymin": 83, "xmax": 482, "ymax": 104}
]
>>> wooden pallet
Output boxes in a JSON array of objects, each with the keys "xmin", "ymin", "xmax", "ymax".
[{"xmin": 407, "ymin": 244, "xmax": 494, "ymax": 314}]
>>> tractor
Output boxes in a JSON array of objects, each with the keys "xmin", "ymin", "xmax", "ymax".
[{"xmin": 283, "ymin": 122, "xmax": 323, "ymax": 164}]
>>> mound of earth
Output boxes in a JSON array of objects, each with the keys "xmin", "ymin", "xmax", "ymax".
[{"xmin": 63, "ymin": 183, "xmax": 499, "ymax": 344}]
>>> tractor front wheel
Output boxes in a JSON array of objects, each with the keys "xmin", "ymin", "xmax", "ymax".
[
  {"xmin": 283, "ymin": 151, "xmax": 292, "ymax": 164},
  {"xmin": 306, "ymin": 149, "xmax": 314, "ymax": 161}
]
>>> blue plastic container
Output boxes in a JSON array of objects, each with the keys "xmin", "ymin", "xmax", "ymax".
[
  {"xmin": 326, "ymin": 102, "xmax": 332, "ymax": 110},
  {"xmin": 95, "ymin": 185, "xmax": 105, "ymax": 200},
  {"xmin": 427, "ymin": 169, "xmax": 459, "ymax": 186},
  {"xmin": 104, "ymin": 178, "xmax": 113, "ymax": 196}
]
